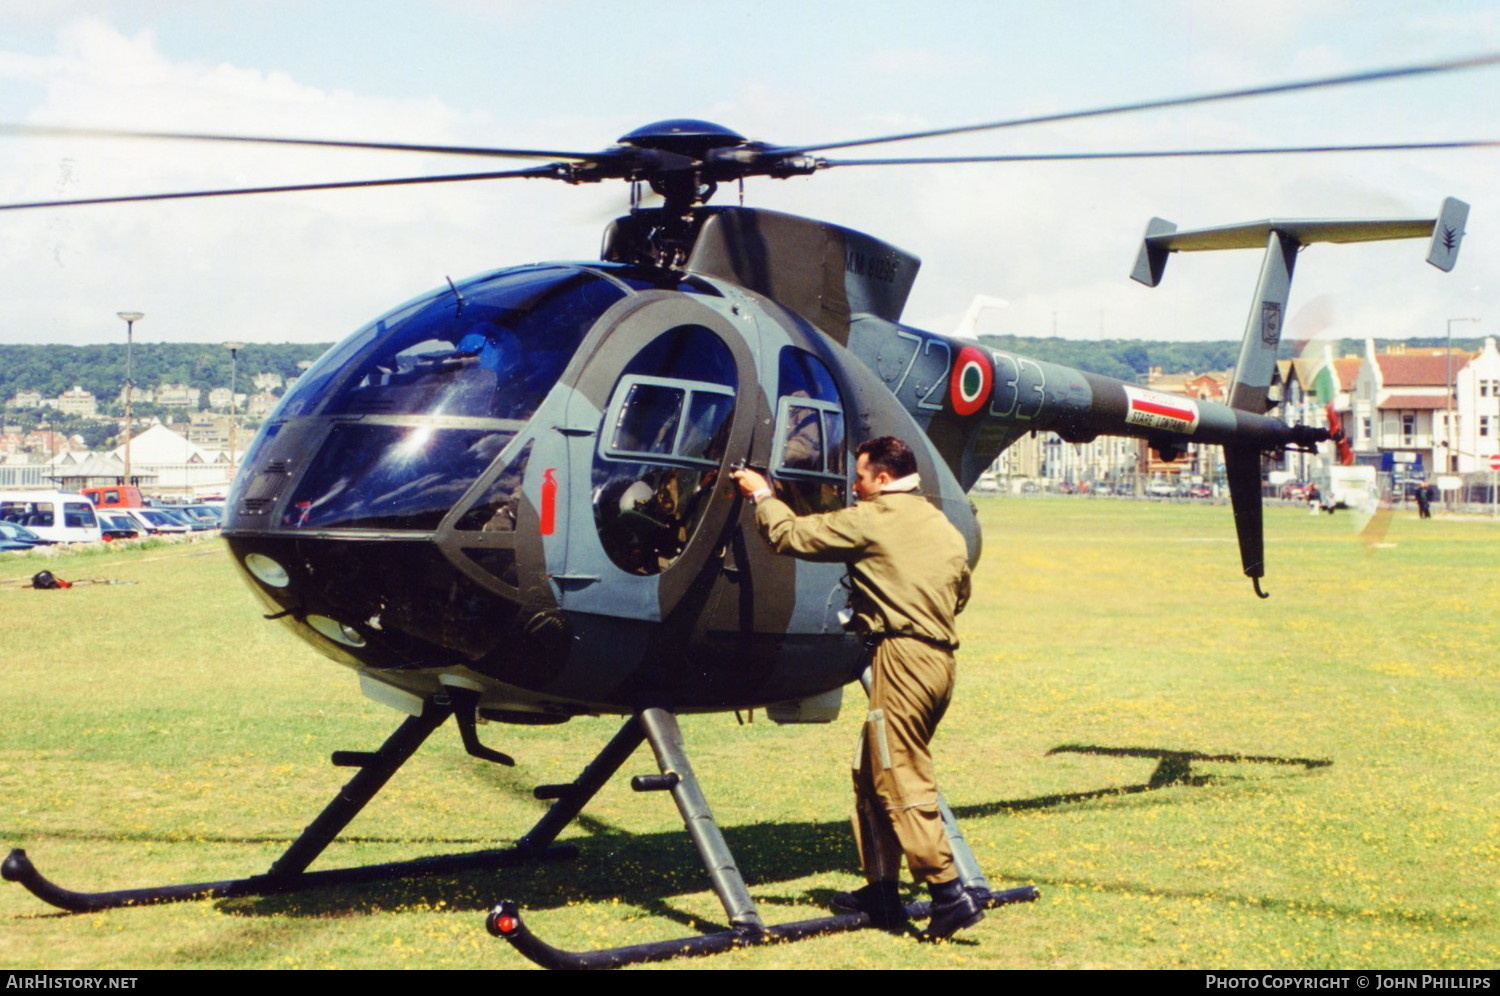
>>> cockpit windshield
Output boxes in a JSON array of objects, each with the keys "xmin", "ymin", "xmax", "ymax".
[
  {"xmin": 265, "ymin": 265, "xmax": 630, "ymax": 533},
  {"xmin": 272, "ymin": 266, "xmax": 628, "ymax": 422}
]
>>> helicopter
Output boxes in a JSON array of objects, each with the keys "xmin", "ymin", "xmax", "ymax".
[{"xmin": 0, "ymin": 56, "xmax": 1486, "ymax": 968}]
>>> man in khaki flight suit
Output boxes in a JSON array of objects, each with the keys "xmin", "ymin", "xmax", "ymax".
[{"xmin": 731, "ymin": 436, "xmax": 982, "ymax": 941}]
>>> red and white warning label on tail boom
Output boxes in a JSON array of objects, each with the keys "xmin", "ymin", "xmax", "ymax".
[{"xmin": 1123, "ymin": 386, "xmax": 1200, "ymax": 434}]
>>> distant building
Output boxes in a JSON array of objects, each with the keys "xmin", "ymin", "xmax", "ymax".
[
  {"xmin": 20, "ymin": 429, "xmax": 75, "ymax": 455},
  {"xmin": 246, "ymin": 391, "xmax": 278, "ymax": 417},
  {"xmin": 188, "ymin": 412, "xmax": 235, "ymax": 448},
  {"xmin": 1145, "ymin": 368, "xmax": 1230, "ymax": 402},
  {"xmin": 1452, "ymin": 337, "xmax": 1500, "ymax": 474},
  {"xmin": 154, "ymin": 383, "xmax": 198, "ymax": 408},
  {"xmin": 1349, "ymin": 340, "xmax": 1469, "ymax": 483},
  {"xmin": 111, "ymin": 423, "xmax": 235, "ymax": 494},
  {"xmin": 0, "ymin": 453, "xmax": 49, "ymax": 489},
  {"xmin": 1141, "ymin": 368, "xmax": 1231, "ymax": 482},
  {"xmin": 53, "ymin": 385, "xmax": 98, "ymax": 418},
  {"xmin": 7, "ymin": 389, "xmax": 43, "ymax": 409}
]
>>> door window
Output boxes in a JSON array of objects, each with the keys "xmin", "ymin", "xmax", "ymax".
[
  {"xmin": 772, "ymin": 348, "xmax": 847, "ymax": 513},
  {"xmin": 593, "ymin": 325, "xmax": 737, "ymax": 575}
]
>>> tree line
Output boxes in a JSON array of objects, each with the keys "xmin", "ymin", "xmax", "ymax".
[
  {"xmin": 2, "ymin": 335, "xmax": 1488, "ymax": 405},
  {"xmin": 0, "ymin": 342, "xmax": 334, "ymax": 403}
]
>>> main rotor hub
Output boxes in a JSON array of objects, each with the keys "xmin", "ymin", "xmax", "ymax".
[{"xmin": 617, "ymin": 119, "xmax": 748, "ymax": 159}]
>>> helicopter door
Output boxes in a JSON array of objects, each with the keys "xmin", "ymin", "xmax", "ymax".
[{"xmin": 551, "ymin": 303, "xmax": 751, "ymax": 623}]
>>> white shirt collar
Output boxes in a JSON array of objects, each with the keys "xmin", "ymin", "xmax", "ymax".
[{"xmin": 880, "ymin": 473, "xmax": 922, "ymax": 494}]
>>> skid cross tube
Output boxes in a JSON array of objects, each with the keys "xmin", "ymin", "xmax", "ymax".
[
  {"xmin": 2, "ymin": 700, "xmax": 577, "ymax": 913},
  {"xmin": 516, "ymin": 714, "xmax": 647, "ymax": 852}
]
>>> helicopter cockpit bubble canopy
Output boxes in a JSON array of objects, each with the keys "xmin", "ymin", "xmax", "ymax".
[
  {"xmin": 257, "ymin": 266, "xmax": 619, "ymax": 532},
  {"xmin": 233, "ymin": 264, "xmax": 711, "ymax": 533},
  {"xmin": 223, "ymin": 257, "xmax": 870, "ymax": 714}
]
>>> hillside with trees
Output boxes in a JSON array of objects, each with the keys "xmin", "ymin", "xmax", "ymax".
[
  {"xmin": 1, "ymin": 336, "xmax": 1490, "ymax": 407},
  {"xmin": 0, "ymin": 342, "xmax": 333, "ymax": 404}
]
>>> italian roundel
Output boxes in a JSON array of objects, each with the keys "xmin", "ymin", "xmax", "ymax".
[{"xmin": 949, "ymin": 346, "xmax": 993, "ymax": 416}]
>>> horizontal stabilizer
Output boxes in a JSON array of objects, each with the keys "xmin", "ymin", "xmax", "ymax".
[
  {"xmin": 1145, "ymin": 217, "xmax": 1436, "ymax": 253},
  {"xmin": 1131, "ymin": 197, "xmax": 1468, "ymax": 285}
]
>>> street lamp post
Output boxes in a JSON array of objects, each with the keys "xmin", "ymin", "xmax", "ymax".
[
  {"xmin": 116, "ymin": 311, "xmax": 144, "ymax": 484},
  {"xmin": 1445, "ymin": 316, "xmax": 1480, "ymax": 474},
  {"xmin": 224, "ymin": 341, "xmax": 245, "ymax": 475}
]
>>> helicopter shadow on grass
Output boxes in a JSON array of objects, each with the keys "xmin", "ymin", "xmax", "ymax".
[
  {"xmin": 949, "ymin": 743, "xmax": 1333, "ymax": 821},
  {"xmin": 212, "ymin": 742, "xmax": 1332, "ymax": 926}
]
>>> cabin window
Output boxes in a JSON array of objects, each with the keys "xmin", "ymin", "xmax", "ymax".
[
  {"xmin": 772, "ymin": 347, "xmax": 847, "ymax": 513},
  {"xmin": 604, "ymin": 378, "xmax": 735, "ymax": 467},
  {"xmin": 593, "ymin": 325, "xmax": 737, "ymax": 576}
]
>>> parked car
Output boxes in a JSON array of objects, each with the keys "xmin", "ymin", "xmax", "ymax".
[
  {"xmin": 80, "ymin": 485, "xmax": 145, "ymax": 509},
  {"xmin": 151, "ymin": 506, "xmax": 213, "ymax": 531},
  {"xmin": 96, "ymin": 511, "xmax": 142, "ymax": 542},
  {"xmin": 0, "ymin": 520, "xmax": 47, "ymax": 547},
  {"xmin": 178, "ymin": 505, "xmax": 223, "ymax": 528},
  {"xmin": 0, "ymin": 519, "xmax": 46, "ymax": 551},
  {"xmin": 119, "ymin": 507, "xmax": 192, "ymax": 535},
  {"xmin": 0, "ymin": 491, "xmax": 102, "ymax": 543}
]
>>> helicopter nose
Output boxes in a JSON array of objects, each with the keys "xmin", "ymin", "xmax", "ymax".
[{"xmin": 228, "ymin": 534, "xmax": 532, "ymax": 674}]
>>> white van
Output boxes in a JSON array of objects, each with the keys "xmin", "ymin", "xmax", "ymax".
[{"xmin": 0, "ymin": 491, "xmax": 103, "ymax": 543}]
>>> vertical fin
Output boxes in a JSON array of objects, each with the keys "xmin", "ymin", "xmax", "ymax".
[
  {"xmin": 1130, "ymin": 218, "xmax": 1177, "ymax": 287},
  {"xmin": 1426, "ymin": 197, "xmax": 1468, "ymax": 272},
  {"xmin": 1228, "ymin": 230, "xmax": 1298, "ymax": 414}
]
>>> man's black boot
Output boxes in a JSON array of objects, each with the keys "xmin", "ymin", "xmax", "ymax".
[
  {"xmin": 922, "ymin": 878, "xmax": 984, "ymax": 942},
  {"xmin": 831, "ymin": 880, "xmax": 908, "ymax": 929}
]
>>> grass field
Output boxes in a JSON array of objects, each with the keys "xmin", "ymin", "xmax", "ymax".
[{"xmin": 1, "ymin": 500, "xmax": 1496, "ymax": 970}]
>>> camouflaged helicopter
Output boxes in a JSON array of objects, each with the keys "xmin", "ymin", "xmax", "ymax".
[{"xmin": 0, "ymin": 56, "xmax": 1484, "ymax": 968}]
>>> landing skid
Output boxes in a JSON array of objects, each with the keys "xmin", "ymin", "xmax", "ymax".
[
  {"xmin": 487, "ymin": 887, "xmax": 1041, "ymax": 970},
  {"xmin": 2, "ymin": 698, "xmax": 577, "ymax": 913},
  {"xmin": 486, "ymin": 706, "xmax": 1039, "ymax": 969},
  {"xmin": 5, "ymin": 698, "xmax": 1036, "ymax": 969}
]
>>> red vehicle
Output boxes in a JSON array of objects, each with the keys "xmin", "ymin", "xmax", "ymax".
[{"xmin": 80, "ymin": 485, "xmax": 144, "ymax": 509}]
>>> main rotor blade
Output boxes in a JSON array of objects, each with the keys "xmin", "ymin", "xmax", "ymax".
[
  {"xmin": 0, "ymin": 166, "xmax": 562, "ymax": 212},
  {"xmin": 822, "ymin": 139, "xmax": 1500, "ymax": 167},
  {"xmin": 777, "ymin": 53, "xmax": 1500, "ymax": 155},
  {"xmin": 0, "ymin": 123, "xmax": 602, "ymax": 162}
]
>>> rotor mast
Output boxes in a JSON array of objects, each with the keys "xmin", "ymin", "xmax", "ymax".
[{"xmin": 589, "ymin": 119, "xmax": 820, "ymax": 267}]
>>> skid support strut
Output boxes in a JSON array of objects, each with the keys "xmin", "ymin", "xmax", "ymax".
[
  {"xmin": 638, "ymin": 707, "xmax": 762, "ymax": 930},
  {"xmin": 488, "ymin": 705, "xmax": 1039, "ymax": 969},
  {"xmin": 3, "ymin": 699, "xmax": 572, "ymax": 912}
]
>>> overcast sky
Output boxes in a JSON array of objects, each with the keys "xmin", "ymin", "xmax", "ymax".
[{"xmin": 0, "ymin": 1, "xmax": 1495, "ymax": 351}]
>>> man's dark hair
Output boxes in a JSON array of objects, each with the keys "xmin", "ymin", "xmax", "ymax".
[{"xmin": 856, "ymin": 436, "xmax": 918, "ymax": 479}]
